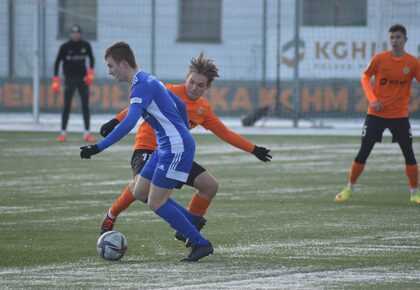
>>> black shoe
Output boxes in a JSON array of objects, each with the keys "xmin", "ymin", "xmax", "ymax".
[
  {"xmin": 100, "ymin": 214, "xmax": 116, "ymax": 235},
  {"xmin": 181, "ymin": 242, "xmax": 214, "ymax": 262},
  {"xmin": 174, "ymin": 216, "xmax": 207, "ymax": 246}
]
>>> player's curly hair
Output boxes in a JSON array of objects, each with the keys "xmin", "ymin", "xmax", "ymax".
[
  {"xmin": 188, "ymin": 53, "xmax": 220, "ymax": 85},
  {"xmin": 104, "ymin": 41, "xmax": 137, "ymax": 69}
]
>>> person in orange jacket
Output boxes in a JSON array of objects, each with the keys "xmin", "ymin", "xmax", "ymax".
[
  {"xmin": 99, "ymin": 53, "xmax": 272, "ymax": 244},
  {"xmin": 336, "ymin": 24, "xmax": 420, "ymax": 203},
  {"xmin": 52, "ymin": 24, "xmax": 95, "ymax": 142}
]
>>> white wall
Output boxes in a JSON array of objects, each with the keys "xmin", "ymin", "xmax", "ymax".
[
  {"xmin": 0, "ymin": 0, "xmax": 8, "ymax": 77},
  {"xmin": 12, "ymin": 0, "xmax": 35, "ymax": 77},
  {"xmin": 3, "ymin": 0, "xmax": 420, "ymax": 80},
  {"xmin": 267, "ymin": 0, "xmax": 420, "ymax": 80},
  {"xmin": 5, "ymin": 0, "xmax": 265, "ymax": 81},
  {"xmin": 153, "ymin": 0, "xmax": 264, "ymax": 81}
]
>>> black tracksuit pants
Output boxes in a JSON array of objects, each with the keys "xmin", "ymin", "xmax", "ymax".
[{"xmin": 61, "ymin": 76, "xmax": 90, "ymax": 131}]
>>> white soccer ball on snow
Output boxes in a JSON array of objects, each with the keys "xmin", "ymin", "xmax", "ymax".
[{"xmin": 97, "ymin": 231, "xmax": 128, "ymax": 261}]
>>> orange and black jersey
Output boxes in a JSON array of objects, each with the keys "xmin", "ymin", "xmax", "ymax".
[
  {"xmin": 116, "ymin": 84, "xmax": 256, "ymax": 153},
  {"xmin": 362, "ymin": 51, "xmax": 420, "ymax": 118}
]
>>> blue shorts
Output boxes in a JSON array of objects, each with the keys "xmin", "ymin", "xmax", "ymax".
[{"xmin": 140, "ymin": 150, "xmax": 194, "ymax": 189}]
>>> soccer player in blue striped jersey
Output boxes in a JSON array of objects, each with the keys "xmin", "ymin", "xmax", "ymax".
[{"xmin": 80, "ymin": 41, "xmax": 213, "ymax": 262}]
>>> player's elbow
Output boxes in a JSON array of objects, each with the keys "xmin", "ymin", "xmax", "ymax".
[
  {"xmin": 120, "ymin": 119, "xmax": 137, "ymax": 134},
  {"xmin": 361, "ymin": 73, "xmax": 370, "ymax": 82}
]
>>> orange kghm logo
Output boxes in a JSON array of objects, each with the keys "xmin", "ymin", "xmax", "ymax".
[{"xmin": 282, "ymin": 39, "xmax": 305, "ymax": 68}]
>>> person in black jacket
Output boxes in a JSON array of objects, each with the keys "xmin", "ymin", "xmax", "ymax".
[{"xmin": 52, "ymin": 24, "xmax": 95, "ymax": 142}]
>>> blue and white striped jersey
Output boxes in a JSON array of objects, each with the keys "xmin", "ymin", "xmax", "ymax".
[{"xmin": 97, "ymin": 70, "xmax": 193, "ymax": 154}]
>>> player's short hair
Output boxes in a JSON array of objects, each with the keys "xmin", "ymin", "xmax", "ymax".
[
  {"xmin": 188, "ymin": 53, "xmax": 219, "ymax": 85},
  {"xmin": 388, "ymin": 24, "xmax": 407, "ymax": 38},
  {"xmin": 104, "ymin": 41, "xmax": 137, "ymax": 69}
]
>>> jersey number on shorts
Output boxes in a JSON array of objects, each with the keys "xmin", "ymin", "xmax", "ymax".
[
  {"xmin": 362, "ymin": 125, "xmax": 367, "ymax": 137},
  {"xmin": 142, "ymin": 153, "xmax": 150, "ymax": 162}
]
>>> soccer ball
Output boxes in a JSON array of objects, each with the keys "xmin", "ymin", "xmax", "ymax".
[{"xmin": 97, "ymin": 231, "xmax": 128, "ymax": 261}]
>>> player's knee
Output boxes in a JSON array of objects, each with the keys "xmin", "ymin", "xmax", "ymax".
[
  {"xmin": 147, "ymin": 199, "xmax": 162, "ymax": 212},
  {"xmin": 405, "ymin": 156, "xmax": 417, "ymax": 165},
  {"xmin": 128, "ymin": 181, "xmax": 136, "ymax": 193},
  {"xmin": 132, "ymin": 185, "xmax": 147, "ymax": 202},
  {"xmin": 399, "ymin": 141, "xmax": 416, "ymax": 164},
  {"xmin": 198, "ymin": 178, "xmax": 219, "ymax": 200},
  {"xmin": 208, "ymin": 179, "xmax": 219, "ymax": 197},
  {"xmin": 138, "ymin": 197, "xmax": 147, "ymax": 204},
  {"xmin": 82, "ymin": 102, "xmax": 89, "ymax": 111},
  {"xmin": 133, "ymin": 190, "xmax": 147, "ymax": 203},
  {"xmin": 355, "ymin": 144, "xmax": 374, "ymax": 164},
  {"xmin": 147, "ymin": 202, "xmax": 156, "ymax": 211},
  {"xmin": 354, "ymin": 155, "xmax": 368, "ymax": 164}
]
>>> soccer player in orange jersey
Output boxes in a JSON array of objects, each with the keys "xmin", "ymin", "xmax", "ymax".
[
  {"xmin": 336, "ymin": 24, "xmax": 420, "ymax": 203},
  {"xmin": 99, "ymin": 53, "xmax": 272, "ymax": 243}
]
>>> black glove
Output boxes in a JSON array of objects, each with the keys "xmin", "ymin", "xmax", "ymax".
[
  {"xmin": 80, "ymin": 144, "xmax": 100, "ymax": 159},
  {"xmin": 100, "ymin": 118, "xmax": 120, "ymax": 137},
  {"xmin": 252, "ymin": 145, "xmax": 272, "ymax": 162}
]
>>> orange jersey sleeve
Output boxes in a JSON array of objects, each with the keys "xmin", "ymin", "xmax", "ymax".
[
  {"xmin": 165, "ymin": 83, "xmax": 255, "ymax": 152},
  {"xmin": 361, "ymin": 73, "xmax": 377, "ymax": 103},
  {"xmin": 416, "ymin": 59, "xmax": 420, "ymax": 83},
  {"xmin": 115, "ymin": 107, "xmax": 129, "ymax": 122},
  {"xmin": 364, "ymin": 51, "xmax": 419, "ymax": 118},
  {"xmin": 201, "ymin": 106, "xmax": 255, "ymax": 153}
]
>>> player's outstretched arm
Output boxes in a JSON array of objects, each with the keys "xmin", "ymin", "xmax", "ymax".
[
  {"xmin": 80, "ymin": 144, "xmax": 100, "ymax": 159},
  {"xmin": 252, "ymin": 146, "xmax": 272, "ymax": 162},
  {"xmin": 204, "ymin": 117, "xmax": 272, "ymax": 162},
  {"xmin": 80, "ymin": 104, "xmax": 143, "ymax": 159}
]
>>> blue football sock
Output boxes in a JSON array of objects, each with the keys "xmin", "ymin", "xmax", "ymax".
[
  {"xmin": 167, "ymin": 198, "xmax": 196, "ymax": 223},
  {"xmin": 144, "ymin": 198, "xmax": 196, "ymax": 223},
  {"xmin": 155, "ymin": 201, "xmax": 208, "ymax": 246}
]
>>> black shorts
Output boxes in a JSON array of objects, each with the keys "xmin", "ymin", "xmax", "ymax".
[
  {"xmin": 362, "ymin": 115, "xmax": 413, "ymax": 143},
  {"xmin": 131, "ymin": 149, "xmax": 154, "ymax": 178},
  {"xmin": 130, "ymin": 149, "xmax": 206, "ymax": 188},
  {"xmin": 174, "ymin": 161, "xmax": 206, "ymax": 189}
]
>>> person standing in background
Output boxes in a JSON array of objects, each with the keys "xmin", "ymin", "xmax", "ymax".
[
  {"xmin": 335, "ymin": 24, "xmax": 420, "ymax": 203},
  {"xmin": 52, "ymin": 24, "xmax": 95, "ymax": 142}
]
